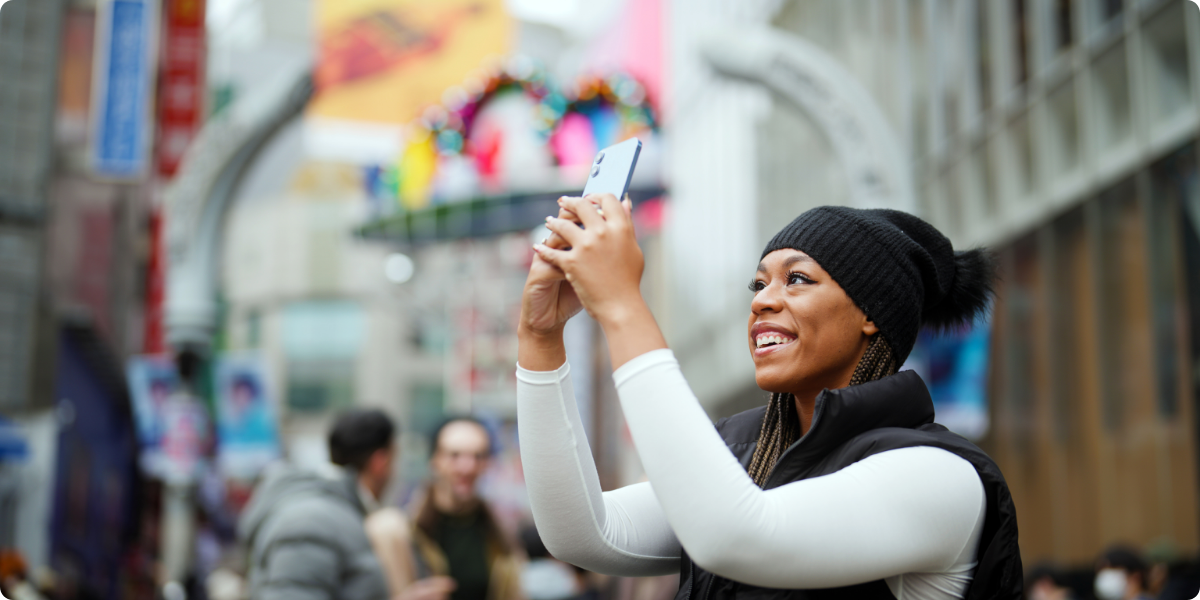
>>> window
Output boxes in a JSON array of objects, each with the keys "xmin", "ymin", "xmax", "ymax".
[
  {"xmin": 1013, "ymin": 0, "xmax": 1031, "ymax": 86},
  {"xmin": 1048, "ymin": 209, "xmax": 1088, "ymax": 442},
  {"xmin": 976, "ymin": 0, "xmax": 993, "ymax": 112},
  {"xmin": 1053, "ymin": 0, "xmax": 1074, "ymax": 53},
  {"xmin": 1047, "ymin": 81, "xmax": 1080, "ymax": 174},
  {"xmin": 283, "ymin": 301, "xmax": 364, "ymax": 412},
  {"xmin": 1095, "ymin": 179, "xmax": 1140, "ymax": 430},
  {"xmin": 1146, "ymin": 147, "xmax": 1196, "ymax": 418},
  {"xmin": 1092, "ymin": 43, "xmax": 1132, "ymax": 148},
  {"xmin": 1144, "ymin": 2, "xmax": 1192, "ymax": 123}
]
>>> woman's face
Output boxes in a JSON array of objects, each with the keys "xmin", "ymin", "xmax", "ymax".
[{"xmin": 748, "ymin": 249, "xmax": 877, "ymax": 395}]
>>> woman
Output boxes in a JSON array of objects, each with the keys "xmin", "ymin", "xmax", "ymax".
[{"xmin": 515, "ymin": 196, "xmax": 1022, "ymax": 600}]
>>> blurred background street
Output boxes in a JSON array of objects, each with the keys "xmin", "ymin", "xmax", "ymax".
[{"xmin": 1, "ymin": 0, "xmax": 1199, "ymax": 598}]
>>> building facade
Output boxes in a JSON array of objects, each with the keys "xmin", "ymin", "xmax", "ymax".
[{"xmin": 660, "ymin": 0, "xmax": 1200, "ymax": 568}]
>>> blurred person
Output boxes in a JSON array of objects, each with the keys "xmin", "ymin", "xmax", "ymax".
[
  {"xmin": 518, "ymin": 525, "xmax": 582, "ymax": 600},
  {"xmin": 1026, "ymin": 562, "xmax": 1075, "ymax": 600},
  {"xmin": 0, "ymin": 550, "xmax": 47, "ymax": 600},
  {"xmin": 238, "ymin": 408, "xmax": 396, "ymax": 600},
  {"xmin": 372, "ymin": 417, "xmax": 522, "ymax": 600},
  {"xmin": 1095, "ymin": 545, "xmax": 1154, "ymax": 600},
  {"xmin": 517, "ymin": 198, "xmax": 1022, "ymax": 599}
]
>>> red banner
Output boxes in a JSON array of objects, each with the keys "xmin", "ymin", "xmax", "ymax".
[
  {"xmin": 143, "ymin": 207, "xmax": 166, "ymax": 354},
  {"xmin": 156, "ymin": 0, "xmax": 205, "ymax": 178}
]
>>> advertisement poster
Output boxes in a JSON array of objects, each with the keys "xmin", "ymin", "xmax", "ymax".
[
  {"xmin": 214, "ymin": 353, "xmax": 281, "ymax": 479},
  {"xmin": 904, "ymin": 316, "xmax": 992, "ymax": 441},
  {"xmin": 310, "ymin": 0, "xmax": 512, "ymax": 126},
  {"xmin": 159, "ymin": 395, "xmax": 211, "ymax": 484},
  {"xmin": 126, "ymin": 355, "xmax": 179, "ymax": 471}
]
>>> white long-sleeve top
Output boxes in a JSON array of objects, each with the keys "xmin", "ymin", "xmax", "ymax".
[{"xmin": 516, "ymin": 349, "xmax": 987, "ymax": 600}]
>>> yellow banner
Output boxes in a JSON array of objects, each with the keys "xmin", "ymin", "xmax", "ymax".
[{"xmin": 311, "ymin": 0, "xmax": 512, "ymax": 126}]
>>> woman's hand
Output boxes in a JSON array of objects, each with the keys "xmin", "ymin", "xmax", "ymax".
[
  {"xmin": 533, "ymin": 194, "xmax": 667, "ymax": 370},
  {"xmin": 520, "ymin": 235, "xmax": 584, "ymax": 337},
  {"xmin": 534, "ymin": 194, "xmax": 643, "ymax": 326}
]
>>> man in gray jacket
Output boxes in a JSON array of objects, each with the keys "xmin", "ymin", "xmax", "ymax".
[{"xmin": 239, "ymin": 409, "xmax": 397, "ymax": 600}]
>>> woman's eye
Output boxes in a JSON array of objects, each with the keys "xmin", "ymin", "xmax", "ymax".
[
  {"xmin": 748, "ymin": 280, "xmax": 766, "ymax": 293},
  {"xmin": 788, "ymin": 272, "xmax": 813, "ymax": 285}
]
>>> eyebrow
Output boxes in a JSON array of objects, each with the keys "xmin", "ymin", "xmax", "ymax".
[{"xmin": 757, "ymin": 253, "xmax": 815, "ymax": 273}]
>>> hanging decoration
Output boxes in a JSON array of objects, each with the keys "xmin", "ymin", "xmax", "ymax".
[{"xmin": 364, "ymin": 57, "xmax": 660, "ymax": 213}]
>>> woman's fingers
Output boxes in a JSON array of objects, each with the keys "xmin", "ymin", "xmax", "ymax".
[
  {"xmin": 559, "ymin": 196, "xmax": 605, "ymax": 229},
  {"xmin": 544, "ymin": 215, "xmax": 584, "ymax": 247},
  {"xmin": 593, "ymin": 193, "xmax": 628, "ymax": 229},
  {"xmin": 543, "ymin": 231, "xmax": 569, "ymax": 250},
  {"xmin": 532, "ymin": 243, "xmax": 568, "ymax": 271}
]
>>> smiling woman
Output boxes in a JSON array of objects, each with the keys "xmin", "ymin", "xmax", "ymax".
[{"xmin": 516, "ymin": 199, "xmax": 1022, "ymax": 600}]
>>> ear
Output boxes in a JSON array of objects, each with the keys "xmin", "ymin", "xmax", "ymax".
[
  {"xmin": 368, "ymin": 446, "xmax": 392, "ymax": 475},
  {"xmin": 862, "ymin": 317, "xmax": 879, "ymax": 337}
]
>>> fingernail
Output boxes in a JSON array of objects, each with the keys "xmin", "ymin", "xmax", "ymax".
[
  {"xmin": 533, "ymin": 243, "xmax": 544, "ymax": 251},
  {"xmin": 545, "ymin": 216, "xmax": 554, "ymax": 223}
]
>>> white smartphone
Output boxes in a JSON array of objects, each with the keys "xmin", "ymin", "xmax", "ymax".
[{"xmin": 582, "ymin": 137, "xmax": 642, "ymax": 199}]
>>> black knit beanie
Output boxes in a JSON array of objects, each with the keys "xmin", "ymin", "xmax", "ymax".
[{"xmin": 761, "ymin": 206, "xmax": 995, "ymax": 364}]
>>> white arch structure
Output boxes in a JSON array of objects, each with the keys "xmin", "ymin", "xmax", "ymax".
[
  {"xmin": 698, "ymin": 26, "xmax": 916, "ymax": 214},
  {"xmin": 163, "ymin": 27, "xmax": 914, "ymax": 356},
  {"xmin": 164, "ymin": 68, "xmax": 312, "ymax": 354}
]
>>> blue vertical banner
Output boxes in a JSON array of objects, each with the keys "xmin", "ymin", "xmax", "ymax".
[
  {"xmin": 214, "ymin": 353, "xmax": 281, "ymax": 479},
  {"xmin": 90, "ymin": 0, "xmax": 158, "ymax": 179}
]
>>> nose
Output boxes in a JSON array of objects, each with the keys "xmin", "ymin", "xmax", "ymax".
[{"xmin": 751, "ymin": 281, "xmax": 784, "ymax": 315}]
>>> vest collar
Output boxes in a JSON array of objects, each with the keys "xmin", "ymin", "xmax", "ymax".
[{"xmin": 765, "ymin": 370, "xmax": 934, "ymax": 488}]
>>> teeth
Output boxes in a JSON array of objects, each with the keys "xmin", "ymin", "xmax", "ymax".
[{"xmin": 755, "ymin": 334, "xmax": 793, "ymax": 348}]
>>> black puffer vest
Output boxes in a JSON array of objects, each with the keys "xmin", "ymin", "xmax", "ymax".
[{"xmin": 674, "ymin": 371, "xmax": 1022, "ymax": 600}]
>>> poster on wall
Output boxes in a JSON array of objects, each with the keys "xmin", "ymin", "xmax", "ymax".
[
  {"xmin": 214, "ymin": 353, "xmax": 281, "ymax": 479},
  {"xmin": 126, "ymin": 355, "xmax": 179, "ymax": 473},
  {"xmin": 903, "ymin": 316, "xmax": 992, "ymax": 441}
]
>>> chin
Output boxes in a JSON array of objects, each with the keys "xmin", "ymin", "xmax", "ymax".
[{"xmin": 753, "ymin": 370, "xmax": 795, "ymax": 395}]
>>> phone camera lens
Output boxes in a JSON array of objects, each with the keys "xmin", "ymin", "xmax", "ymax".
[
  {"xmin": 595, "ymin": 152, "xmax": 604, "ymax": 164},
  {"xmin": 591, "ymin": 166, "xmax": 600, "ymax": 177}
]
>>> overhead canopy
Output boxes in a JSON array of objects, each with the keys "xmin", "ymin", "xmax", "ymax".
[{"xmin": 355, "ymin": 186, "xmax": 665, "ymax": 246}]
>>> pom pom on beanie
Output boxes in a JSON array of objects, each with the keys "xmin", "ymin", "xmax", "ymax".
[{"xmin": 761, "ymin": 206, "xmax": 996, "ymax": 364}]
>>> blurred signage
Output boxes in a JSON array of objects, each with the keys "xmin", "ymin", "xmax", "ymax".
[
  {"xmin": 158, "ymin": 392, "xmax": 211, "ymax": 484},
  {"xmin": 126, "ymin": 355, "xmax": 180, "ymax": 476},
  {"xmin": 310, "ymin": 0, "xmax": 512, "ymax": 126},
  {"xmin": 904, "ymin": 316, "xmax": 992, "ymax": 441},
  {"xmin": 157, "ymin": 0, "xmax": 205, "ymax": 177},
  {"xmin": 142, "ymin": 207, "xmax": 166, "ymax": 353},
  {"xmin": 90, "ymin": 0, "xmax": 158, "ymax": 180},
  {"xmin": 0, "ymin": 417, "xmax": 29, "ymax": 463},
  {"xmin": 214, "ymin": 353, "xmax": 281, "ymax": 479}
]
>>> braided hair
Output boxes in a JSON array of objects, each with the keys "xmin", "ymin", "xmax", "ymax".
[{"xmin": 745, "ymin": 334, "xmax": 897, "ymax": 487}]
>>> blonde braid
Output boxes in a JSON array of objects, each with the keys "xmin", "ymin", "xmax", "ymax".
[{"xmin": 746, "ymin": 334, "xmax": 898, "ymax": 487}]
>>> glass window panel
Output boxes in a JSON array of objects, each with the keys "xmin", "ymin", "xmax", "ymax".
[
  {"xmin": 1096, "ymin": 179, "xmax": 1140, "ymax": 430},
  {"xmin": 286, "ymin": 359, "xmax": 355, "ymax": 412},
  {"xmin": 1013, "ymin": 0, "xmax": 1031, "ymax": 86},
  {"xmin": 1004, "ymin": 236, "xmax": 1041, "ymax": 448},
  {"xmin": 1049, "ymin": 208, "xmax": 1089, "ymax": 442},
  {"xmin": 282, "ymin": 301, "xmax": 364, "ymax": 360},
  {"xmin": 977, "ymin": 0, "xmax": 993, "ymax": 112},
  {"xmin": 1146, "ymin": 146, "xmax": 1196, "ymax": 418},
  {"xmin": 1054, "ymin": 0, "xmax": 1075, "ymax": 52},
  {"xmin": 1048, "ymin": 81, "xmax": 1080, "ymax": 174},
  {"xmin": 1144, "ymin": 3, "xmax": 1192, "ymax": 122},
  {"xmin": 1092, "ymin": 42, "xmax": 1132, "ymax": 147}
]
